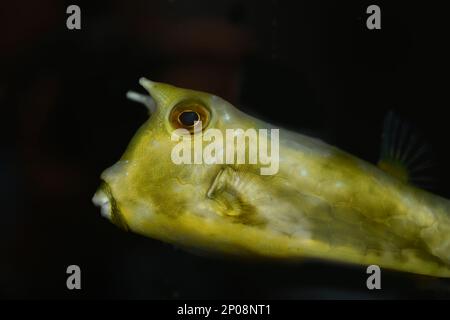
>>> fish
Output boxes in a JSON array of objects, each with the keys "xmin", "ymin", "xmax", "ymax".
[{"xmin": 92, "ymin": 77, "xmax": 450, "ymax": 278}]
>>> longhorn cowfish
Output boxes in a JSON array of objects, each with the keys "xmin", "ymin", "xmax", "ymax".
[{"xmin": 93, "ymin": 78, "xmax": 450, "ymax": 278}]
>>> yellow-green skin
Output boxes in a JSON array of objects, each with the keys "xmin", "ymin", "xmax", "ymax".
[{"xmin": 93, "ymin": 79, "xmax": 450, "ymax": 278}]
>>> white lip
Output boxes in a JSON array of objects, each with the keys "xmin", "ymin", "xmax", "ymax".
[{"xmin": 92, "ymin": 190, "xmax": 112, "ymax": 220}]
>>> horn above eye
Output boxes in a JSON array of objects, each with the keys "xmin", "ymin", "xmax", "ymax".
[{"xmin": 169, "ymin": 100, "xmax": 210, "ymax": 133}]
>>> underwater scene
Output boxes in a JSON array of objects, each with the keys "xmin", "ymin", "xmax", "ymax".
[{"xmin": 2, "ymin": 0, "xmax": 450, "ymax": 302}]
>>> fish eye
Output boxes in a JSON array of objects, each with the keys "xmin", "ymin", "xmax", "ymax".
[
  {"xmin": 169, "ymin": 100, "xmax": 210, "ymax": 133},
  {"xmin": 178, "ymin": 110, "xmax": 199, "ymax": 127}
]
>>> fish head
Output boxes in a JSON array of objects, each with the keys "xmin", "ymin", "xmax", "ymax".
[{"xmin": 92, "ymin": 78, "xmax": 264, "ymax": 253}]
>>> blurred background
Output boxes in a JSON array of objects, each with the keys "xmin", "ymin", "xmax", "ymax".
[{"xmin": 1, "ymin": 0, "xmax": 450, "ymax": 299}]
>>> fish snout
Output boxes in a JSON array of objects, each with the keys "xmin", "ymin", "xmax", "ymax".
[
  {"xmin": 100, "ymin": 160, "xmax": 130, "ymax": 184},
  {"xmin": 92, "ymin": 182, "xmax": 129, "ymax": 231},
  {"xmin": 92, "ymin": 188, "xmax": 112, "ymax": 220},
  {"xmin": 93, "ymin": 160, "xmax": 129, "ymax": 221}
]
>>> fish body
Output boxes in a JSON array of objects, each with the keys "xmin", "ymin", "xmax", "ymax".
[{"xmin": 93, "ymin": 79, "xmax": 450, "ymax": 278}]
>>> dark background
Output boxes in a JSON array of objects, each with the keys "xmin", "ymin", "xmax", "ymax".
[{"xmin": 1, "ymin": 0, "xmax": 450, "ymax": 299}]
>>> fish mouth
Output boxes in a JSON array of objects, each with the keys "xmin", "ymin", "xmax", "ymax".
[{"xmin": 92, "ymin": 181, "xmax": 129, "ymax": 231}]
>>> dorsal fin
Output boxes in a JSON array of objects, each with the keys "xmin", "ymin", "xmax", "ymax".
[{"xmin": 377, "ymin": 111, "xmax": 435, "ymax": 190}]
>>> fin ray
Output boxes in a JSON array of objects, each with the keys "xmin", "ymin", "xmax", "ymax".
[{"xmin": 378, "ymin": 111, "xmax": 435, "ymax": 190}]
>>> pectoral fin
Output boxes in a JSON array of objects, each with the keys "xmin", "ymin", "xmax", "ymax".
[
  {"xmin": 207, "ymin": 166, "xmax": 266, "ymax": 226},
  {"xmin": 378, "ymin": 111, "xmax": 435, "ymax": 190}
]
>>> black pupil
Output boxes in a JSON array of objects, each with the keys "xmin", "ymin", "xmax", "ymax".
[{"xmin": 179, "ymin": 111, "xmax": 199, "ymax": 126}]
